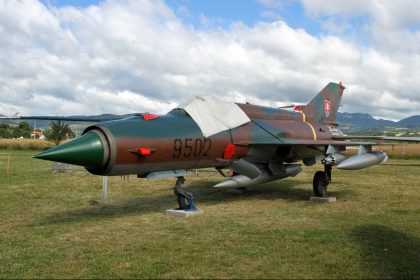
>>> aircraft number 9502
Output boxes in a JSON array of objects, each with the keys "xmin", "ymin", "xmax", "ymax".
[{"xmin": 173, "ymin": 138, "xmax": 211, "ymax": 158}]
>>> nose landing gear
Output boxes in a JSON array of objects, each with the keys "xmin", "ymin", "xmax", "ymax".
[
  {"xmin": 173, "ymin": 176, "xmax": 197, "ymax": 211},
  {"xmin": 313, "ymin": 165, "xmax": 332, "ymax": 197}
]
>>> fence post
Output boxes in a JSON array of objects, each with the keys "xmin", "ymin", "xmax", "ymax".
[{"xmin": 6, "ymin": 153, "xmax": 11, "ymax": 177}]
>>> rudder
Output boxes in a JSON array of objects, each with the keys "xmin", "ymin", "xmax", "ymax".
[{"xmin": 302, "ymin": 82, "xmax": 345, "ymax": 125}]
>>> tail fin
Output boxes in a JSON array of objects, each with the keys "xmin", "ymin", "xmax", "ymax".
[{"xmin": 302, "ymin": 82, "xmax": 345, "ymax": 125}]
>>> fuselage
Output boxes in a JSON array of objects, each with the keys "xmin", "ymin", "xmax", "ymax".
[
  {"xmin": 29, "ymin": 82, "xmax": 400, "ymax": 197},
  {"xmin": 70, "ymin": 103, "xmax": 338, "ymax": 176}
]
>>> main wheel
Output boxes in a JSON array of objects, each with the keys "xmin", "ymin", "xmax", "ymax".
[{"xmin": 313, "ymin": 171, "xmax": 328, "ymax": 197}]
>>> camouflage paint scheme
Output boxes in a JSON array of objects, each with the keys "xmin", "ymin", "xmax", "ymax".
[
  {"xmin": 35, "ymin": 83, "xmax": 349, "ymax": 178},
  {"xmin": 29, "ymin": 81, "xmax": 420, "ymax": 196}
]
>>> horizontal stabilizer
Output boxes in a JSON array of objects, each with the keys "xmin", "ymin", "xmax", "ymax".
[{"xmin": 333, "ymin": 136, "xmax": 420, "ymax": 142}]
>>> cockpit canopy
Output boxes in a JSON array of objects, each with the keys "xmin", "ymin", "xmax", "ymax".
[{"xmin": 176, "ymin": 96, "xmax": 251, "ymax": 137}]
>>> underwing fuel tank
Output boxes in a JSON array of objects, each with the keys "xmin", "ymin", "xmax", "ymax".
[
  {"xmin": 336, "ymin": 151, "xmax": 388, "ymax": 170},
  {"xmin": 212, "ymin": 164, "xmax": 302, "ymax": 189}
]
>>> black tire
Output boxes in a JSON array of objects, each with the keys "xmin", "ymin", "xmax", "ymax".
[{"xmin": 313, "ymin": 171, "xmax": 328, "ymax": 197}]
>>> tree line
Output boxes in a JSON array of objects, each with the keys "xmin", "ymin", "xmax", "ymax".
[
  {"xmin": 0, "ymin": 121, "xmax": 33, "ymax": 138},
  {"xmin": 0, "ymin": 121, "xmax": 75, "ymax": 145}
]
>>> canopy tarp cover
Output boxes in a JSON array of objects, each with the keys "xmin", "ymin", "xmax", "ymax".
[{"xmin": 178, "ymin": 96, "xmax": 251, "ymax": 137}]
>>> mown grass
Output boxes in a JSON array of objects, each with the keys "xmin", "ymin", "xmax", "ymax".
[{"xmin": 0, "ymin": 150, "xmax": 419, "ymax": 278}]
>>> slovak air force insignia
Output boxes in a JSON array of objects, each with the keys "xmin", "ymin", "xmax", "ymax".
[{"xmin": 325, "ymin": 99, "xmax": 331, "ymax": 118}]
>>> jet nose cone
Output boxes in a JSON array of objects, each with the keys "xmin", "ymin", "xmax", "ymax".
[{"xmin": 33, "ymin": 132, "xmax": 106, "ymax": 168}]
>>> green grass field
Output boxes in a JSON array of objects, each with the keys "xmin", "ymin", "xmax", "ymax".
[{"xmin": 1, "ymin": 150, "xmax": 419, "ymax": 279}]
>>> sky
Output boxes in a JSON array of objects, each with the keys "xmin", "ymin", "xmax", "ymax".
[{"xmin": 1, "ymin": 0, "xmax": 420, "ymax": 121}]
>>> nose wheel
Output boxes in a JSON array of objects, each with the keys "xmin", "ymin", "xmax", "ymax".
[
  {"xmin": 173, "ymin": 176, "xmax": 197, "ymax": 211},
  {"xmin": 313, "ymin": 165, "xmax": 332, "ymax": 197}
]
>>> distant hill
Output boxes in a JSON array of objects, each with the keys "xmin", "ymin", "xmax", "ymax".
[
  {"xmin": 337, "ymin": 112, "xmax": 395, "ymax": 130},
  {"xmin": 336, "ymin": 112, "xmax": 420, "ymax": 133},
  {"xmin": 0, "ymin": 114, "xmax": 18, "ymax": 126},
  {"xmin": 397, "ymin": 115, "xmax": 420, "ymax": 127}
]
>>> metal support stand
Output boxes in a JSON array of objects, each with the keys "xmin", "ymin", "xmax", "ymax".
[
  {"xmin": 6, "ymin": 153, "xmax": 11, "ymax": 177},
  {"xmin": 324, "ymin": 164, "xmax": 332, "ymax": 184},
  {"xmin": 102, "ymin": 176, "xmax": 108, "ymax": 204},
  {"xmin": 173, "ymin": 176, "xmax": 196, "ymax": 211}
]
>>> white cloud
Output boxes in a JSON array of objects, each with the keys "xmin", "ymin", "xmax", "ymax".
[
  {"xmin": 300, "ymin": 0, "xmax": 373, "ymax": 18},
  {"xmin": 301, "ymin": 0, "xmax": 420, "ymax": 50},
  {"xmin": 321, "ymin": 18, "xmax": 352, "ymax": 34},
  {"xmin": 0, "ymin": 0, "xmax": 419, "ymax": 122}
]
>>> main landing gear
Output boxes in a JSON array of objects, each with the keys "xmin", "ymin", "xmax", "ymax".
[
  {"xmin": 173, "ymin": 176, "xmax": 197, "ymax": 211},
  {"xmin": 313, "ymin": 165, "xmax": 332, "ymax": 197}
]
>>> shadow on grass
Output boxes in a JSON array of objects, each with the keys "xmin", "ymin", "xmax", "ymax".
[
  {"xmin": 31, "ymin": 178, "xmax": 353, "ymax": 226},
  {"xmin": 199, "ymin": 178, "xmax": 353, "ymax": 203},
  {"xmin": 351, "ymin": 224, "xmax": 420, "ymax": 279}
]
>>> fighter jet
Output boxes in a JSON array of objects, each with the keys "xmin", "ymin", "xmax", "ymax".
[{"xmin": 3, "ymin": 82, "xmax": 420, "ymax": 209}]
